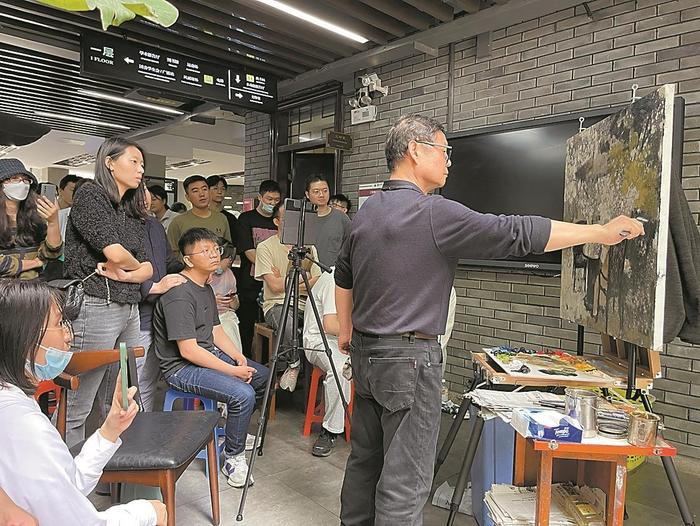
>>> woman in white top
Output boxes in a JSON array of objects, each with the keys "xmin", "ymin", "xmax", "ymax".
[{"xmin": 0, "ymin": 279, "xmax": 166, "ymax": 526}]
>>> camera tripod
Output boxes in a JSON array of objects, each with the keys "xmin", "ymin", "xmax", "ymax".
[{"xmin": 237, "ymin": 202, "xmax": 351, "ymax": 522}]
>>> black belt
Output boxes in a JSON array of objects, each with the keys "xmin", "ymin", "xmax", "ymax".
[{"xmin": 356, "ymin": 330, "xmax": 437, "ymax": 341}]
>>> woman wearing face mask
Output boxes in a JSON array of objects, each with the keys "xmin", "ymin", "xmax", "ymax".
[
  {"xmin": 63, "ymin": 137, "xmax": 153, "ymax": 448},
  {"xmin": 0, "ymin": 279, "xmax": 167, "ymax": 526},
  {"xmin": 0, "ymin": 159, "xmax": 61, "ymax": 280}
]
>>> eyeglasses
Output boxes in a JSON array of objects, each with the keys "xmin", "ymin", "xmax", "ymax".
[
  {"xmin": 5, "ymin": 175, "xmax": 31, "ymax": 184},
  {"xmin": 45, "ymin": 319, "xmax": 73, "ymax": 334},
  {"xmin": 415, "ymin": 140, "xmax": 453, "ymax": 163},
  {"xmin": 185, "ymin": 246, "xmax": 224, "ymax": 257},
  {"xmin": 309, "ymin": 188, "xmax": 329, "ymax": 196}
]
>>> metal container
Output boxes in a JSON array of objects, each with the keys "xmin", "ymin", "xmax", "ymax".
[
  {"xmin": 565, "ymin": 388, "xmax": 598, "ymax": 439},
  {"xmin": 628, "ymin": 411, "xmax": 660, "ymax": 447}
]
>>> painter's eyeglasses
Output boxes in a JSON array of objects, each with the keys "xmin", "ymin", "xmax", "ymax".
[{"xmin": 415, "ymin": 140, "xmax": 452, "ymax": 163}]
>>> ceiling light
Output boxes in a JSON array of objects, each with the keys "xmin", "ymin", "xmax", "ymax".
[
  {"xmin": 251, "ymin": 0, "xmax": 368, "ymax": 43},
  {"xmin": 78, "ymin": 89, "xmax": 185, "ymax": 115},
  {"xmin": 34, "ymin": 112, "xmax": 130, "ymax": 130}
]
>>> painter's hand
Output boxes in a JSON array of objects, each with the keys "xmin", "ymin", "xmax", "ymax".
[{"xmin": 599, "ymin": 215, "xmax": 645, "ymax": 245}]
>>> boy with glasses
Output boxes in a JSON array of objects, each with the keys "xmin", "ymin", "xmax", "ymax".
[{"xmin": 152, "ymin": 227, "xmax": 268, "ymax": 488}]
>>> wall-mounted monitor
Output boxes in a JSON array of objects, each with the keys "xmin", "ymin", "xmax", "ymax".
[{"xmin": 441, "ymin": 109, "xmax": 614, "ymax": 271}]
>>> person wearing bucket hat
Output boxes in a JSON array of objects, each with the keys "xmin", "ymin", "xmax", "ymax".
[{"xmin": 0, "ymin": 158, "xmax": 62, "ymax": 280}]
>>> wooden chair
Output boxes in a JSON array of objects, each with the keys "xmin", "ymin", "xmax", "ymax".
[
  {"xmin": 61, "ymin": 347, "xmax": 220, "ymax": 526},
  {"xmin": 253, "ymin": 322, "xmax": 277, "ymax": 419}
]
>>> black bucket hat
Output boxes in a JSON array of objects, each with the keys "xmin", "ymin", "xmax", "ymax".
[{"xmin": 0, "ymin": 158, "xmax": 38, "ymax": 187}]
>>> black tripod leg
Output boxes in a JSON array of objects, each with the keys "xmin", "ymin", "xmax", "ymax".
[
  {"xmin": 237, "ymin": 271, "xmax": 297, "ymax": 522},
  {"xmin": 257, "ymin": 284, "xmax": 294, "ymax": 456},
  {"xmin": 639, "ymin": 393, "xmax": 695, "ymax": 525},
  {"xmin": 446, "ymin": 414, "xmax": 484, "ymax": 526},
  {"xmin": 434, "ymin": 376, "xmax": 478, "ymax": 478}
]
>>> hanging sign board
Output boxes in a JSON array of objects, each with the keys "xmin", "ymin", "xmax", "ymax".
[
  {"xmin": 327, "ymin": 131, "xmax": 353, "ymax": 151},
  {"xmin": 81, "ymin": 32, "xmax": 277, "ymax": 112}
]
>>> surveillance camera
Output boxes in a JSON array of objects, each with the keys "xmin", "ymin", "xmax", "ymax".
[
  {"xmin": 369, "ymin": 86, "xmax": 389, "ymax": 98},
  {"xmin": 360, "ymin": 73, "xmax": 379, "ymax": 87}
]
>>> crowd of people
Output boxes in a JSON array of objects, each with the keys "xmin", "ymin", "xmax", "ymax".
[
  {"xmin": 0, "ymin": 137, "xmax": 356, "ymax": 524},
  {"xmin": 0, "ymin": 112, "xmax": 647, "ymax": 526}
]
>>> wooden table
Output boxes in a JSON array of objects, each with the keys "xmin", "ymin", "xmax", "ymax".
[{"xmin": 512, "ymin": 433, "xmax": 677, "ymax": 526}]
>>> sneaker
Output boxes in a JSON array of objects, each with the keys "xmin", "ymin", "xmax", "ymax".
[
  {"xmin": 280, "ymin": 365, "xmax": 300, "ymax": 392},
  {"xmin": 312, "ymin": 429, "xmax": 337, "ymax": 457},
  {"xmin": 245, "ymin": 433, "xmax": 256, "ymax": 451},
  {"xmin": 222, "ymin": 453, "xmax": 253, "ymax": 488}
]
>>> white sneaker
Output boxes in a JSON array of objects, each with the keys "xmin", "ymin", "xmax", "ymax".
[
  {"xmin": 245, "ymin": 433, "xmax": 256, "ymax": 451},
  {"xmin": 222, "ymin": 453, "xmax": 253, "ymax": 488},
  {"xmin": 280, "ymin": 365, "xmax": 300, "ymax": 392}
]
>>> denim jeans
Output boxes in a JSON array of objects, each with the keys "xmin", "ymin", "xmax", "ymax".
[
  {"xmin": 136, "ymin": 329, "xmax": 160, "ymax": 413},
  {"xmin": 165, "ymin": 350, "xmax": 268, "ymax": 457},
  {"xmin": 65, "ymin": 294, "xmax": 140, "ymax": 448},
  {"xmin": 340, "ymin": 331, "xmax": 443, "ymax": 526}
]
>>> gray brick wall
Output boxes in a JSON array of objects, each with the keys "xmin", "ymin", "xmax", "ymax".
[
  {"xmin": 244, "ymin": 111, "xmax": 271, "ymax": 198},
  {"xmin": 245, "ymin": 0, "xmax": 700, "ymax": 458}
]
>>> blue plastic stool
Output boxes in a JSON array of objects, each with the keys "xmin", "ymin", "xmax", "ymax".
[{"xmin": 162, "ymin": 388, "xmax": 225, "ymax": 477}]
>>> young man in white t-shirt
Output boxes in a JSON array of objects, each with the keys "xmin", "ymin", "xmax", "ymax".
[
  {"xmin": 255, "ymin": 203, "xmax": 320, "ymax": 392},
  {"xmin": 303, "ymin": 268, "xmax": 352, "ymax": 457}
]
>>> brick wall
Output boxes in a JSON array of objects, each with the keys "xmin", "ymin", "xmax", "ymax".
[
  {"xmin": 244, "ymin": 111, "xmax": 271, "ymax": 198},
  {"xmin": 245, "ymin": 0, "xmax": 700, "ymax": 458}
]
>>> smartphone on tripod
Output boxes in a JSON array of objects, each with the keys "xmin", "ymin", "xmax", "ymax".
[{"xmin": 281, "ymin": 198, "xmax": 319, "ymax": 246}]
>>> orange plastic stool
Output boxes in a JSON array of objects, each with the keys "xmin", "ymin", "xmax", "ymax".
[
  {"xmin": 34, "ymin": 380, "xmax": 62, "ymax": 416},
  {"xmin": 303, "ymin": 365, "xmax": 354, "ymax": 442}
]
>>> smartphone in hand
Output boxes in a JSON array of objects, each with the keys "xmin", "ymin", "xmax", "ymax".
[
  {"xmin": 38, "ymin": 182, "xmax": 57, "ymax": 203},
  {"xmin": 119, "ymin": 343, "xmax": 129, "ymax": 411}
]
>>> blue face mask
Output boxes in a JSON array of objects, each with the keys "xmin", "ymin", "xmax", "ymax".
[
  {"xmin": 27, "ymin": 345, "xmax": 73, "ymax": 381},
  {"xmin": 261, "ymin": 202, "xmax": 275, "ymax": 214}
]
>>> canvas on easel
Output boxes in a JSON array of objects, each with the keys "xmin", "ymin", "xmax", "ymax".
[{"xmin": 560, "ymin": 84, "xmax": 675, "ymax": 352}]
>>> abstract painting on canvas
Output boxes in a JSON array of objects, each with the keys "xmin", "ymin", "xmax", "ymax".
[{"xmin": 560, "ymin": 84, "xmax": 675, "ymax": 351}]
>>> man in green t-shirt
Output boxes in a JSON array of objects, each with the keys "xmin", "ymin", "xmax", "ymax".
[{"xmin": 167, "ymin": 175, "xmax": 233, "ymax": 268}]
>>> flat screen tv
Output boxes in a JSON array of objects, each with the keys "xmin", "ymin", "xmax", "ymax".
[{"xmin": 441, "ymin": 109, "xmax": 613, "ymax": 271}]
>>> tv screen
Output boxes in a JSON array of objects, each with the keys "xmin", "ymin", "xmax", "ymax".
[{"xmin": 441, "ymin": 112, "xmax": 610, "ymax": 271}]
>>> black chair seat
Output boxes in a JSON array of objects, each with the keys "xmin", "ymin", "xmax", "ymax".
[{"xmin": 71, "ymin": 411, "xmax": 220, "ymax": 471}]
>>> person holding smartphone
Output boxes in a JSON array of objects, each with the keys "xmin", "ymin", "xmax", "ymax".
[
  {"xmin": 0, "ymin": 279, "xmax": 166, "ymax": 526},
  {"xmin": 0, "ymin": 159, "xmax": 62, "ymax": 281}
]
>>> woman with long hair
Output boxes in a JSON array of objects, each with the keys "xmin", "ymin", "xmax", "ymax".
[
  {"xmin": 0, "ymin": 279, "xmax": 166, "ymax": 525},
  {"xmin": 63, "ymin": 137, "xmax": 153, "ymax": 447},
  {"xmin": 0, "ymin": 159, "xmax": 61, "ymax": 280}
]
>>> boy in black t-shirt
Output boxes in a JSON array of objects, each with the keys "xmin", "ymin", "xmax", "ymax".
[
  {"xmin": 234, "ymin": 180, "xmax": 281, "ymax": 356},
  {"xmin": 152, "ymin": 228, "xmax": 268, "ymax": 488}
]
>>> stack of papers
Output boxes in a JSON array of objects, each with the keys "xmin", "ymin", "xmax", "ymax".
[
  {"xmin": 467, "ymin": 389, "xmax": 565, "ymax": 423},
  {"xmin": 484, "ymin": 484, "xmax": 575, "ymax": 525}
]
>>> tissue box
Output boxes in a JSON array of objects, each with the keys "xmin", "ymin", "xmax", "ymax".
[{"xmin": 512, "ymin": 408, "xmax": 583, "ymax": 443}]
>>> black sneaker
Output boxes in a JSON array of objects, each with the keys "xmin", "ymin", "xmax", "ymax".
[{"xmin": 312, "ymin": 429, "xmax": 337, "ymax": 457}]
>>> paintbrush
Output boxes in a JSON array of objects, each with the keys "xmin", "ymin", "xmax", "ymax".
[{"xmin": 620, "ymin": 216, "xmax": 648, "ymax": 237}]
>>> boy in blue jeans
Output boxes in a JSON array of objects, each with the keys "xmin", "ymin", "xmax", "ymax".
[{"xmin": 152, "ymin": 227, "xmax": 268, "ymax": 487}]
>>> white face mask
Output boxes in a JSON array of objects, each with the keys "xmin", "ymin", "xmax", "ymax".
[{"xmin": 3, "ymin": 181, "xmax": 31, "ymax": 201}]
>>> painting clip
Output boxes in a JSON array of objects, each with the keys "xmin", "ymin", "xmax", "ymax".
[
  {"xmin": 631, "ymin": 83, "xmax": 641, "ymax": 103},
  {"xmin": 578, "ymin": 116, "xmax": 586, "ymax": 133}
]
